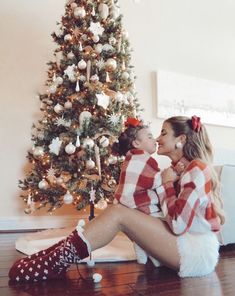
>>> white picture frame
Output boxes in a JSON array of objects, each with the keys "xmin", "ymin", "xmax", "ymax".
[{"xmin": 156, "ymin": 70, "xmax": 235, "ymax": 128}]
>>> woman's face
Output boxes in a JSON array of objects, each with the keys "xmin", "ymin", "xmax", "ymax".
[{"xmin": 156, "ymin": 121, "xmax": 180, "ymax": 157}]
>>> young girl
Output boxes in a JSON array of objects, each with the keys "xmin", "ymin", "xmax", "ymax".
[{"xmin": 112, "ymin": 117, "xmax": 181, "ymax": 265}]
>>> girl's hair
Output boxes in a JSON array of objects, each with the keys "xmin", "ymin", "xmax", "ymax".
[
  {"xmin": 112, "ymin": 125, "xmax": 148, "ymax": 156},
  {"xmin": 165, "ymin": 116, "xmax": 225, "ymax": 224}
]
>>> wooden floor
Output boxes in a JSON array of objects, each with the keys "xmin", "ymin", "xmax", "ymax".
[{"xmin": 1, "ymin": 233, "xmax": 235, "ymax": 296}]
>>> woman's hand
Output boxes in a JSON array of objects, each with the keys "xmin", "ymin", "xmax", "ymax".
[{"xmin": 161, "ymin": 167, "xmax": 179, "ymax": 184}]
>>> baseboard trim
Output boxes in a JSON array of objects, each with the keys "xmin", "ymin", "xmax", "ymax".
[{"xmin": 0, "ymin": 214, "xmax": 88, "ymax": 231}]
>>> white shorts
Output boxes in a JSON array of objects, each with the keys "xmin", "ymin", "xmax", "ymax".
[{"xmin": 177, "ymin": 231, "xmax": 219, "ymax": 278}]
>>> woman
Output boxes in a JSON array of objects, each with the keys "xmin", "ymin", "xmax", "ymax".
[{"xmin": 9, "ymin": 115, "xmax": 224, "ymax": 282}]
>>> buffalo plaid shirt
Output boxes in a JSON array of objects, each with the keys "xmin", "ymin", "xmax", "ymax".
[
  {"xmin": 156, "ymin": 158, "xmax": 221, "ymax": 235},
  {"xmin": 113, "ymin": 149, "xmax": 163, "ymax": 216}
]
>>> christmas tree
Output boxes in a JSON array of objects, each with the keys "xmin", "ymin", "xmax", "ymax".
[{"xmin": 20, "ymin": 0, "xmax": 141, "ymax": 218}]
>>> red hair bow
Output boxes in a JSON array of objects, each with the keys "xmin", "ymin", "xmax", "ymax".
[
  {"xmin": 125, "ymin": 117, "xmax": 142, "ymax": 128},
  {"xmin": 191, "ymin": 115, "xmax": 201, "ymax": 132}
]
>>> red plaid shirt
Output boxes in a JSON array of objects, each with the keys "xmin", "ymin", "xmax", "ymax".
[
  {"xmin": 113, "ymin": 149, "xmax": 162, "ymax": 216},
  {"xmin": 156, "ymin": 158, "xmax": 221, "ymax": 235}
]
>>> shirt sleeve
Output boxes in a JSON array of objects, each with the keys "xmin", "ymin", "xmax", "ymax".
[
  {"xmin": 156, "ymin": 160, "xmax": 209, "ymax": 235},
  {"xmin": 114, "ymin": 152, "xmax": 160, "ymax": 210}
]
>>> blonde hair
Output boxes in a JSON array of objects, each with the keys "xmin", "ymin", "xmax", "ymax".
[{"xmin": 165, "ymin": 116, "xmax": 225, "ymax": 224}]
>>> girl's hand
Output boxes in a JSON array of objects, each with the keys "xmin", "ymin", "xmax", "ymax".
[{"xmin": 161, "ymin": 167, "xmax": 178, "ymax": 184}]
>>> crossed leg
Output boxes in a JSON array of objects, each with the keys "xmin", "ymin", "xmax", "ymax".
[{"xmin": 83, "ymin": 204, "xmax": 180, "ymax": 270}]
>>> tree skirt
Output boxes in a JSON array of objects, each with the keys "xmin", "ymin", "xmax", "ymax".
[{"xmin": 15, "ymin": 227, "xmax": 136, "ymax": 262}]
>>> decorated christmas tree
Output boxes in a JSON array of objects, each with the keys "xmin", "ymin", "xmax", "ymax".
[{"xmin": 19, "ymin": 0, "xmax": 141, "ymax": 218}]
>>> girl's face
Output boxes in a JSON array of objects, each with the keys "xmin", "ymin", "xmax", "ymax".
[
  {"xmin": 134, "ymin": 128, "xmax": 157, "ymax": 154},
  {"xmin": 156, "ymin": 121, "xmax": 181, "ymax": 158}
]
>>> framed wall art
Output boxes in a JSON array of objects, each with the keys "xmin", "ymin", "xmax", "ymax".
[{"xmin": 156, "ymin": 70, "xmax": 235, "ymax": 128}]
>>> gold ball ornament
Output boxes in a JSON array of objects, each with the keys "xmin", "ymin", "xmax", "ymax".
[{"xmin": 105, "ymin": 58, "xmax": 117, "ymax": 72}]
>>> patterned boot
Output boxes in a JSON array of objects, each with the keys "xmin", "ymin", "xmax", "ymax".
[
  {"xmin": 9, "ymin": 229, "xmax": 90, "ymax": 283},
  {"xmin": 11, "ymin": 239, "xmax": 64, "ymax": 269}
]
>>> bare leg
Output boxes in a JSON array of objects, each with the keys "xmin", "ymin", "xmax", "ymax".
[{"xmin": 83, "ymin": 204, "xmax": 180, "ymax": 270}]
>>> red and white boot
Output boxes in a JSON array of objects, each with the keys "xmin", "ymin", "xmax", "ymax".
[{"xmin": 9, "ymin": 229, "xmax": 90, "ymax": 282}]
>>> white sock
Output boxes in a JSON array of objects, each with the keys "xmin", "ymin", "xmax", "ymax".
[
  {"xmin": 133, "ymin": 243, "xmax": 148, "ymax": 264},
  {"xmin": 149, "ymin": 255, "xmax": 161, "ymax": 267}
]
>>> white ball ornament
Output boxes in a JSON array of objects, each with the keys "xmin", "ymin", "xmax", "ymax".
[
  {"xmin": 86, "ymin": 159, "xmax": 95, "ymax": 169},
  {"xmin": 74, "ymin": 7, "xmax": 86, "ymax": 18},
  {"xmin": 111, "ymin": 7, "xmax": 120, "ymax": 19},
  {"xmin": 92, "ymin": 35, "xmax": 100, "ymax": 43},
  {"xmin": 49, "ymin": 84, "xmax": 57, "ymax": 94},
  {"xmin": 78, "ymin": 219, "xmax": 86, "ymax": 228},
  {"xmin": 55, "ymin": 76, "xmax": 63, "ymax": 85},
  {"xmin": 82, "ymin": 137, "xmax": 95, "ymax": 149},
  {"xmin": 57, "ymin": 177, "xmax": 64, "ymax": 185},
  {"xmin": 99, "ymin": 136, "xmax": 109, "ymax": 147},
  {"xmin": 33, "ymin": 146, "xmax": 44, "ymax": 157},
  {"xmin": 105, "ymin": 58, "xmax": 117, "ymax": 72},
  {"xmin": 38, "ymin": 179, "xmax": 49, "ymax": 190},
  {"xmin": 118, "ymin": 155, "xmax": 125, "ymax": 162},
  {"xmin": 98, "ymin": 3, "xmax": 109, "ymax": 20},
  {"xmin": 67, "ymin": 52, "xmax": 75, "ymax": 59},
  {"xmin": 109, "ymin": 37, "xmax": 116, "ymax": 46},
  {"xmin": 122, "ymin": 29, "xmax": 129, "ymax": 39},
  {"xmin": 63, "ymin": 191, "xmax": 74, "ymax": 204},
  {"xmin": 90, "ymin": 74, "xmax": 99, "ymax": 82},
  {"xmin": 92, "ymin": 273, "xmax": 102, "ymax": 283},
  {"xmin": 70, "ymin": 3, "xmax": 77, "ymax": 9},
  {"xmin": 64, "ymin": 34, "xmax": 72, "ymax": 41},
  {"xmin": 94, "ymin": 44, "xmax": 103, "ymax": 54},
  {"xmin": 122, "ymin": 72, "xmax": 130, "ymax": 80},
  {"xmin": 108, "ymin": 155, "xmax": 118, "ymax": 165},
  {"xmin": 115, "ymin": 92, "xmax": 124, "ymax": 102},
  {"xmin": 78, "ymin": 59, "xmax": 87, "ymax": 70},
  {"xmin": 54, "ymin": 103, "xmax": 64, "ymax": 114},
  {"xmin": 65, "ymin": 142, "xmax": 76, "ymax": 154},
  {"xmin": 79, "ymin": 111, "xmax": 92, "ymax": 126},
  {"xmin": 96, "ymin": 198, "xmax": 108, "ymax": 210},
  {"xmin": 64, "ymin": 101, "xmax": 72, "ymax": 109}
]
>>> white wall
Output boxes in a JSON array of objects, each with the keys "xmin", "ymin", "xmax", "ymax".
[{"xmin": 1, "ymin": 0, "xmax": 235, "ymax": 230}]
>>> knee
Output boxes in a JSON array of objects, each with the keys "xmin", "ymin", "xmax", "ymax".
[{"xmin": 105, "ymin": 204, "xmax": 126, "ymax": 223}]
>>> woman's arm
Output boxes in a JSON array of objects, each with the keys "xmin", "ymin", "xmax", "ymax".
[{"xmin": 156, "ymin": 159, "xmax": 215, "ymax": 235}]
